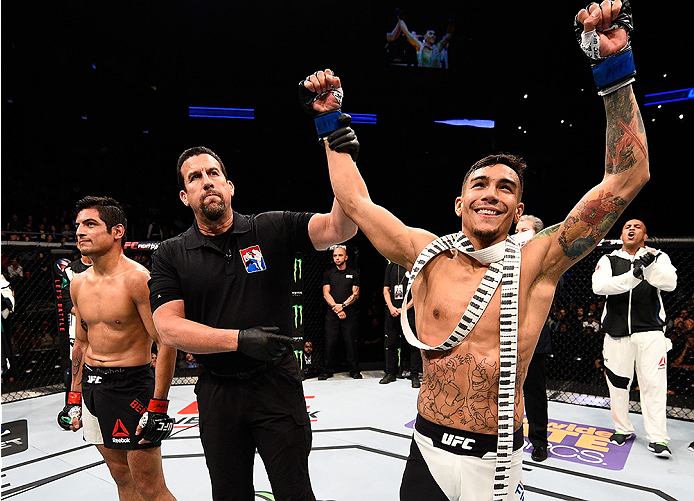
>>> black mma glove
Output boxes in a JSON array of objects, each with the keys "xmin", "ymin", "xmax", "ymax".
[
  {"xmin": 574, "ymin": 0, "xmax": 636, "ymax": 95},
  {"xmin": 237, "ymin": 326, "xmax": 294, "ymax": 361},
  {"xmin": 327, "ymin": 114, "xmax": 359, "ymax": 162},
  {"xmin": 632, "ymin": 251, "xmax": 656, "ymax": 280},
  {"xmin": 299, "ymin": 69, "xmax": 344, "ymax": 138},
  {"xmin": 137, "ymin": 398, "xmax": 174, "ymax": 443},
  {"xmin": 57, "ymin": 391, "xmax": 82, "ymax": 430}
]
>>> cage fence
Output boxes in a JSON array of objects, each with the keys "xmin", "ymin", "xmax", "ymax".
[{"xmin": 2, "ymin": 238, "xmax": 692, "ymax": 422}]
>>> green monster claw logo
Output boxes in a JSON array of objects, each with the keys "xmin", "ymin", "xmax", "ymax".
[
  {"xmin": 292, "ymin": 304, "xmax": 303, "ymax": 328},
  {"xmin": 294, "ymin": 258, "xmax": 302, "ymax": 282}
]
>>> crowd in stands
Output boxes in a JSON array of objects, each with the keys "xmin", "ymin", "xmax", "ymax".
[{"xmin": 1, "ymin": 208, "xmax": 190, "ymax": 245}]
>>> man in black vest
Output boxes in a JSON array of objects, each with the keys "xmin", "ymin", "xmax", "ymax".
[{"xmin": 592, "ymin": 219, "xmax": 677, "ymax": 458}]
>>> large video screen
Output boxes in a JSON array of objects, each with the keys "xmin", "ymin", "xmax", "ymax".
[{"xmin": 384, "ymin": 7, "xmax": 455, "ymax": 69}]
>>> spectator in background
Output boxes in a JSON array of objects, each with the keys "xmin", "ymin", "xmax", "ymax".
[
  {"xmin": 6, "ymin": 259, "xmax": 24, "ymax": 281},
  {"xmin": 572, "ymin": 306, "xmax": 587, "ymax": 333},
  {"xmin": 673, "ymin": 309, "xmax": 694, "ymax": 335},
  {"xmin": 176, "ymin": 351, "xmax": 188, "ymax": 370},
  {"xmin": 146, "ymin": 217, "xmax": 164, "ymax": 241},
  {"xmin": 548, "ymin": 308, "xmax": 566, "ymax": 335},
  {"xmin": 582, "ymin": 314, "xmax": 601, "ymax": 334},
  {"xmin": 61, "ymin": 224, "xmax": 75, "ymax": 241},
  {"xmin": 185, "ymin": 353, "xmax": 197, "ymax": 368},
  {"xmin": 669, "ymin": 334, "xmax": 694, "ymax": 395},
  {"xmin": 587, "ymin": 302, "xmax": 599, "ymax": 318},
  {"xmin": 6, "ymin": 214, "xmax": 22, "ymax": 233},
  {"xmin": 669, "ymin": 308, "xmax": 694, "ymax": 358},
  {"xmin": 1, "ymin": 252, "xmax": 9, "ymax": 270},
  {"xmin": 295, "ymin": 340, "xmax": 322, "ymax": 380},
  {"xmin": 23, "ymin": 215, "xmax": 34, "ymax": 236}
]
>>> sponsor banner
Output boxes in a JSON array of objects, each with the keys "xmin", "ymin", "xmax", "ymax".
[{"xmin": 527, "ymin": 417, "xmax": 633, "ymax": 470}]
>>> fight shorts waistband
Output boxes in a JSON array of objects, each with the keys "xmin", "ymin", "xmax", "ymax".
[
  {"xmin": 415, "ymin": 414, "xmax": 524, "ymax": 457},
  {"xmin": 83, "ymin": 363, "xmax": 151, "ymax": 380}
]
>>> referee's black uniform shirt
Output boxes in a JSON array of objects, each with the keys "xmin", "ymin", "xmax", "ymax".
[{"xmin": 148, "ymin": 210, "xmax": 314, "ymax": 376}]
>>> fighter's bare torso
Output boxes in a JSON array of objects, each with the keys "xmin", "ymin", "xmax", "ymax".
[
  {"xmin": 412, "ymin": 241, "xmax": 557, "ymax": 434},
  {"xmin": 71, "ymin": 257, "xmax": 154, "ymax": 368}
]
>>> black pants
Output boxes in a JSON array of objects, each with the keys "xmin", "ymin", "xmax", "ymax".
[
  {"xmin": 523, "ymin": 353, "xmax": 548, "ymax": 448},
  {"xmin": 384, "ymin": 314, "xmax": 422, "ymax": 377},
  {"xmin": 323, "ymin": 313, "xmax": 359, "ymax": 375},
  {"xmin": 195, "ymin": 355, "xmax": 315, "ymax": 501}
]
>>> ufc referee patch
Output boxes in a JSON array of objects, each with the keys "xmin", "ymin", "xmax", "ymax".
[{"xmin": 240, "ymin": 245, "xmax": 266, "ymax": 273}]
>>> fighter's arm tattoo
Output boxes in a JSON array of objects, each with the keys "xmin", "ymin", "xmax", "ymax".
[
  {"xmin": 604, "ymin": 86, "xmax": 648, "ymax": 174},
  {"xmin": 72, "ymin": 317, "xmax": 87, "ymax": 389},
  {"xmin": 555, "ymin": 87, "xmax": 647, "ymax": 262},
  {"xmin": 71, "ymin": 345, "xmax": 83, "ymax": 389}
]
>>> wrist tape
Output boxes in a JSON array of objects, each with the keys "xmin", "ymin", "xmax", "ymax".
[
  {"xmin": 68, "ymin": 392, "xmax": 82, "ymax": 405},
  {"xmin": 147, "ymin": 398, "xmax": 169, "ymax": 413},
  {"xmin": 314, "ymin": 110, "xmax": 342, "ymax": 138},
  {"xmin": 593, "ymin": 49, "xmax": 636, "ymax": 96}
]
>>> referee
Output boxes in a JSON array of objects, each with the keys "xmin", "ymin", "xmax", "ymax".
[{"xmin": 149, "ymin": 146, "xmax": 356, "ymax": 500}]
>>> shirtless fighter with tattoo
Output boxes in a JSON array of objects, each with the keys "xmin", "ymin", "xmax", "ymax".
[
  {"xmin": 57, "ymin": 196, "xmax": 177, "ymax": 501},
  {"xmin": 300, "ymin": 1, "xmax": 648, "ymax": 499}
]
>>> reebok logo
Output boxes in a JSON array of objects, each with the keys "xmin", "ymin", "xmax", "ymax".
[
  {"xmin": 87, "ymin": 375, "xmax": 102, "ymax": 384},
  {"xmin": 112, "ymin": 419, "xmax": 129, "ymax": 438},
  {"xmin": 658, "ymin": 356, "xmax": 667, "ymax": 369},
  {"xmin": 112, "ymin": 437, "xmax": 131, "ymax": 444},
  {"xmin": 441, "ymin": 433, "xmax": 476, "ymax": 450}
]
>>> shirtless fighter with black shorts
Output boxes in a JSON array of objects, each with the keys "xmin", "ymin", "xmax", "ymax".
[{"xmin": 58, "ymin": 196, "xmax": 177, "ymax": 501}]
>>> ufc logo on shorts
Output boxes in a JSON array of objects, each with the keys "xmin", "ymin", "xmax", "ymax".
[
  {"xmin": 441, "ymin": 433, "xmax": 475, "ymax": 449},
  {"xmin": 87, "ymin": 375, "xmax": 103, "ymax": 384}
]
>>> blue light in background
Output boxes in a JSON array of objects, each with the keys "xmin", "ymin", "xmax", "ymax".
[
  {"xmin": 188, "ymin": 107, "xmax": 254, "ymax": 119},
  {"xmin": 644, "ymin": 88, "xmax": 694, "ymax": 106},
  {"xmin": 435, "ymin": 119, "xmax": 495, "ymax": 128},
  {"xmin": 350, "ymin": 113, "xmax": 377, "ymax": 125}
]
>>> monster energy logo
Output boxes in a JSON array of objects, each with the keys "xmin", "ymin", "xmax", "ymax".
[
  {"xmin": 292, "ymin": 304, "xmax": 303, "ymax": 328},
  {"xmin": 294, "ymin": 258, "xmax": 302, "ymax": 282}
]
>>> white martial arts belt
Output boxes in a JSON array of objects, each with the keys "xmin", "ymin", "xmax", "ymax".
[{"xmin": 400, "ymin": 232, "xmax": 521, "ymax": 501}]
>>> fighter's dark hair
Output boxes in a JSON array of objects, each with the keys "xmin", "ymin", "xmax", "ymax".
[
  {"xmin": 176, "ymin": 146, "xmax": 228, "ymax": 191},
  {"xmin": 74, "ymin": 196, "xmax": 128, "ymax": 246},
  {"xmin": 462, "ymin": 153, "xmax": 526, "ymax": 200}
]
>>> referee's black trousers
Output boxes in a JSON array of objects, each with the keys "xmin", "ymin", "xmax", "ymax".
[{"xmin": 195, "ymin": 355, "xmax": 315, "ymax": 501}]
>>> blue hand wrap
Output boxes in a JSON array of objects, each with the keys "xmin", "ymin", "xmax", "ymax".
[
  {"xmin": 314, "ymin": 111, "xmax": 342, "ymax": 138},
  {"xmin": 592, "ymin": 50, "xmax": 636, "ymax": 93}
]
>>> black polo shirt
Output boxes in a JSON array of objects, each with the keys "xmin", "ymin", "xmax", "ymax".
[
  {"xmin": 149, "ymin": 210, "xmax": 314, "ymax": 375},
  {"xmin": 322, "ymin": 266, "xmax": 359, "ymax": 315}
]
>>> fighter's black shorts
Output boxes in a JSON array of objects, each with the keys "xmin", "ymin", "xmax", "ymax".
[{"xmin": 82, "ymin": 363, "xmax": 159, "ymax": 450}]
